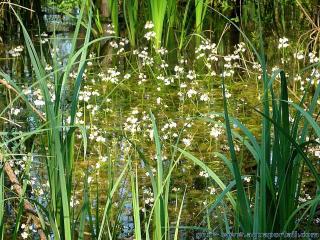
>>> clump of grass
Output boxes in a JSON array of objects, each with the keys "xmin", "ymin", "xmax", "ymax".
[
  {"xmin": 177, "ymin": 4, "xmax": 320, "ymax": 235},
  {"xmin": 195, "ymin": 0, "xmax": 210, "ymax": 46},
  {"xmin": 149, "ymin": 0, "xmax": 167, "ymax": 48},
  {"xmin": 124, "ymin": 0, "xmax": 138, "ymax": 47},
  {"xmin": 0, "ymin": 1, "xmax": 124, "ymax": 239},
  {"xmin": 1, "ymin": 1, "xmax": 319, "ymax": 239},
  {"xmin": 108, "ymin": 0, "xmax": 119, "ymax": 36}
]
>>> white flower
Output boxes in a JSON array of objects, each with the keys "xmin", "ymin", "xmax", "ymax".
[
  {"xmin": 278, "ymin": 37, "xmax": 289, "ymax": 49},
  {"xmin": 186, "ymin": 89, "xmax": 197, "ymax": 98},
  {"xmin": 11, "ymin": 108, "xmax": 21, "ymax": 116},
  {"xmin": 200, "ymin": 93, "xmax": 209, "ymax": 102},
  {"xmin": 199, "ymin": 171, "xmax": 209, "ymax": 178},
  {"xmin": 144, "ymin": 31, "xmax": 156, "ymax": 40},
  {"xmin": 21, "ymin": 232, "xmax": 28, "ymax": 239},
  {"xmin": 106, "ymin": 24, "xmax": 115, "ymax": 34},
  {"xmin": 180, "ymin": 83, "xmax": 187, "ymax": 88},
  {"xmin": 144, "ymin": 21, "xmax": 154, "ymax": 29},
  {"xmin": 294, "ymin": 51, "xmax": 304, "ymax": 60},
  {"xmin": 110, "ymin": 41, "xmax": 118, "ymax": 48},
  {"xmin": 182, "ymin": 138, "xmax": 191, "ymax": 147},
  {"xmin": 96, "ymin": 136, "xmax": 106, "ymax": 143},
  {"xmin": 96, "ymin": 162, "xmax": 100, "ymax": 169},
  {"xmin": 298, "ymin": 196, "xmax": 307, "ymax": 203},
  {"xmin": 172, "ymin": 187, "xmax": 180, "ymax": 192},
  {"xmin": 34, "ymin": 99, "xmax": 45, "ymax": 106},
  {"xmin": 174, "ymin": 65, "xmax": 184, "ymax": 75},
  {"xmin": 244, "ymin": 176, "xmax": 251, "ymax": 183},
  {"xmin": 156, "ymin": 47, "xmax": 168, "ymax": 55},
  {"xmin": 100, "ymin": 156, "xmax": 108, "ymax": 162},
  {"xmin": 45, "ymin": 64, "xmax": 53, "ymax": 71},
  {"xmin": 208, "ymin": 186, "xmax": 216, "ymax": 195},
  {"xmin": 124, "ymin": 73, "xmax": 131, "ymax": 79},
  {"xmin": 210, "ymin": 125, "xmax": 222, "ymax": 138},
  {"xmin": 88, "ymin": 176, "xmax": 93, "ymax": 183},
  {"xmin": 186, "ymin": 70, "xmax": 196, "ymax": 80},
  {"xmin": 234, "ymin": 42, "xmax": 246, "ymax": 53},
  {"xmin": 40, "ymin": 38, "xmax": 49, "ymax": 44},
  {"xmin": 225, "ymin": 89, "xmax": 232, "ymax": 98},
  {"xmin": 309, "ymin": 52, "xmax": 319, "ymax": 63}
]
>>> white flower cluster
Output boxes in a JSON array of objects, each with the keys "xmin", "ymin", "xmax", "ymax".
[
  {"xmin": 156, "ymin": 47, "xmax": 168, "ymax": 55},
  {"xmin": 278, "ymin": 37, "xmax": 289, "ymax": 49},
  {"xmin": 186, "ymin": 70, "xmax": 197, "ymax": 80},
  {"xmin": 66, "ymin": 111, "xmax": 84, "ymax": 125},
  {"xmin": 106, "ymin": 24, "xmax": 116, "ymax": 35},
  {"xmin": 144, "ymin": 21, "xmax": 156, "ymax": 41},
  {"xmin": 79, "ymin": 86, "xmax": 100, "ymax": 102},
  {"xmin": 244, "ymin": 176, "xmax": 251, "ymax": 183},
  {"xmin": 40, "ymin": 32, "xmax": 49, "ymax": 44},
  {"xmin": 8, "ymin": 45, "xmax": 24, "ymax": 57},
  {"xmin": 158, "ymin": 119, "xmax": 179, "ymax": 140},
  {"xmin": 109, "ymin": 38, "xmax": 129, "ymax": 55},
  {"xmin": 70, "ymin": 195, "xmax": 80, "ymax": 207},
  {"xmin": 157, "ymin": 74, "xmax": 174, "ymax": 86},
  {"xmin": 195, "ymin": 39, "xmax": 218, "ymax": 61},
  {"xmin": 199, "ymin": 170, "xmax": 209, "ymax": 178},
  {"xmin": 23, "ymin": 88, "xmax": 46, "ymax": 107},
  {"xmin": 98, "ymin": 68, "xmax": 121, "ymax": 83},
  {"xmin": 294, "ymin": 50, "xmax": 304, "ymax": 60},
  {"xmin": 182, "ymin": 138, "xmax": 192, "ymax": 147},
  {"xmin": 20, "ymin": 223, "xmax": 37, "ymax": 239},
  {"xmin": 143, "ymin": 187, "xmax": 154, "ymax": 206},
  {"xmin": 210, "ymin": 124, "xmax": 223, "ymax": 138},
  {"xmin": 133, "ymin": 47, "xmax": 154, "ymax": 66},
  {"xmin": 234, "ymin": 42, "xmax": 246, "ymax": 54},
  {"xmin": 308, "ymin": 52, "xmax": 319, "ymax": 63},
  {"xmin": 88, "ymin": 125, "xmax": 106, "ymax": 143},
  {"xmin": 124, "ymin": 108, "xmax": 142, "ymax": 134},
  {"xmin": 207, "ymin": 186, "xmax": 216, "ymax": 195},
  {"xmin": 10, "ymin": 107, "xmax": 22, "ymax": 116},
  {"xmin": 138, "ymin": 73, "xmax": 147, "ymax": 85}
]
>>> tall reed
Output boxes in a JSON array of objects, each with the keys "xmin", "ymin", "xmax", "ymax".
[
  {"xmin": 0, "ymin": 1, "xmax": 107, "ymax": 239},
  {"xmin": 108, "ymin": 0, "xmax": 119, "ymax": 36},
  {"xmin": 195, "ymin": 0, "xmax": 209, "ymax": 46},
  {"xmin": 124, "ymin": 0, "xmax": 138, "ymax": 47},
  {"xmin": 178, "ymin": 3, "xmax": 320, "ymax": 234},
  {"xmin": 149, "ymin": 0, "xmax": 167, "ymax": 48},
  {"xmin": 0, "ymin": 151, "xmax": 4, "ymax": 240}
]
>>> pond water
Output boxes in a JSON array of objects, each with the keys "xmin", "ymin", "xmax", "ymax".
[{"xmin": 0, "ymin": 2, "xmax": 319, "ymax": 239}]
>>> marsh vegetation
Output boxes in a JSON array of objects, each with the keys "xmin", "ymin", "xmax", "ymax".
[{"xmin": 0, "ymin": 0, "xmax": 319, "ymax": 239}]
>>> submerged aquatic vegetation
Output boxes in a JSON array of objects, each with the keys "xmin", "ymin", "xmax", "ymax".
[{"xmin": 0, "ymin": 0, "xmax": 320, "ymax": 239}]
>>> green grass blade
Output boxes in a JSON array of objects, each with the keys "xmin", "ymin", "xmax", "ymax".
[
  {"xmin": 0, "ymin": 165, "xmax": 3, "ymax": 240},
  {"xmin": 173, "ymin": 188, "xmax": 186, "ymax": 240},
  {"xmin": 98, "ymin": 161, "xmax": 129, "ymax": 240},
  {"xmin": 131, "ymin": 162, "xmax": 142, "ymax": 240},
  {"xmin": 222, "ymin": 78, "xmax": 252, "ymax": 232}
]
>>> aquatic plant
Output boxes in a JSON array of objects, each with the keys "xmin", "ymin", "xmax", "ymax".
[
  {"xmin": 108, "ymin": 0, "xmax": 119, "ymax": 36},
  {"xmin": 0, "ymin": 1, "xmax": 319, "ymax": 239},
  {"xmin": 178, "ymin": 4, "xmax": 320, "ymax": 235},
  {"xmin": 123, "ymin": 0, "xmax": 138, "ymax": 47},
  {"xmin": 195, "ymin": 0, "xmax": 209, "ymax": 46},
  {"xmin": 149, "ymin": 0, "xmax": 167, "ymax": 48}
]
